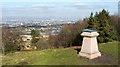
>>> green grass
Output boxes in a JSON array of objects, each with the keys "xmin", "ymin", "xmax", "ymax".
[
  {"xmin": 99, "ymin": 41, "xmax": 119, "ymax": 58},
  {"xmin": 2, "ymin": 48, "xmax": 95, "ymax": 65},
  {"xmin": 0, "ymin": 53, "xmax": 2, "ymax": 67},
  {"xmin": 2, "ymin": 41, "xmax": 119, "ymax": 65}
]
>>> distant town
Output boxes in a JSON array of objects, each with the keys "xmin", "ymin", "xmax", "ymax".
[
  {"xmin": 1, "ymin": 19, "xmax": 76, "ymax": 28},
  {"xmin": 1, "ymin": 19, "xmax": 76, "ymax": 43}
]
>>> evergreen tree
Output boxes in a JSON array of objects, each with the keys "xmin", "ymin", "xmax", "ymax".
[
  {"xmin": 87, "ymin": 9, "xmax": 117, "ymax": 43},
  {"xmin": 87, "ymin": 12, "xmax": 95, "ymax": 29},
  {"xmin": 31, "ymin": 29, "xmax": 39, "ymax": 38},
  {"xmin": 31, "ymin": 29, "xmax": 40, "ymax": 48}
]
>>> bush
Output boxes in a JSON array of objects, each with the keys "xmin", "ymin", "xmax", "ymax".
[
  {"xmin": 36, "ymin": 39, "xmax": 49, "ymax": 50},
  {"xmin": 31, "ymin": 38, "xmax": 39, "ymax": 44},
  {"xmin": 2, "ymin": 27, "xmax": 21, "ymax": 54},
  {"xmin": 49, "ymin": 21, "xmax": 88, "ymax": 48},
  {"xmin": 4, "ymin": 44, "xmax": 18, "ymax": 54}
]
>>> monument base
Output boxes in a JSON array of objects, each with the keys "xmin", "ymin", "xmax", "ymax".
[{"xmin": 79, "ymin": 52, "xmax": 101, "ymax": 59}]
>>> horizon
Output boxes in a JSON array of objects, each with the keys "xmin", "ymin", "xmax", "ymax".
[{"xmin": 2, "ymin": 0, "xmax": 118, "ymax": 21}]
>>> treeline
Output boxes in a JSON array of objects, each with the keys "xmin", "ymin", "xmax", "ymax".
[
  {"xmin": 110, "ymin": 14, "xmax": 120, "ymax": 41},
  {"xmin": 2, "ymin": 9, "xmax": 119, "ymax": 54},
  {"xmin": 49, "ymin": 20, "xmax": 88, "ymax": 48},
  {"xmin": 49, "ymin": 9, "xmax": 119, "ymax": 47},
  {"xmin": 2, "ymin": 27, "xmax": 22, "ymax": 54}
]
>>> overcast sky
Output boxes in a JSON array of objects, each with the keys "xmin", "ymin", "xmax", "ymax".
[{"xmin": 1, "ymin": 0, "xmax": 119, "ymax": 20}]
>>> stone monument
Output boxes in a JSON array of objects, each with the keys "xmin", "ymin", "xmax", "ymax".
[{"xmin": 79, "ymin": 29, "xmax": 101, "ymax": 59}]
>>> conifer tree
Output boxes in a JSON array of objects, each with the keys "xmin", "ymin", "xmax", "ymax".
[{"xmin": 87, "ymin": 9, "xmax": 117, "ymax": 43}]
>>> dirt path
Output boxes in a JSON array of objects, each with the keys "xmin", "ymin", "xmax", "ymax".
[{"xmin": 90, "ymin": 53, "xmax": 118, "ymax": 65}]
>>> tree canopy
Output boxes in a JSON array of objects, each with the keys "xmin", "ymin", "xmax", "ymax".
[
  {"xmin": 31, "ymin": 29, "xmax": 39, "ymax": 38},
  {"xmin": 87, "ymin": 9, "xmax": 117, "ymax": 43}
]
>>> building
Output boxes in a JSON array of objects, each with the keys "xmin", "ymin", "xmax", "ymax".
[{"xmin": 20, "ymin": 35, "xmax": 32, "ymax": 41}]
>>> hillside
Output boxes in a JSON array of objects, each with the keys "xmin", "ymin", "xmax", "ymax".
[{"xmin": 2, "ymin": 41, "xmax": 119, "ymax": 65}]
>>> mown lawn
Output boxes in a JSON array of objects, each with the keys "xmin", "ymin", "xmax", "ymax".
[{"xmin": 2, "ymin": 41, "xmax": 119, "ymax": 65}]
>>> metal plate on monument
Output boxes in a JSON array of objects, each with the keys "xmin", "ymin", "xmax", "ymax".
[{"xmin": 83, "ymin": 29, "xmax": 96, "ymax": 33}]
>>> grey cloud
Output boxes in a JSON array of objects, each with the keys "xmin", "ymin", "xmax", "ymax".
[
  {"xmin": 31, "ymin": 4, "xmax": 56, "ymax": 9},
  {"xmin": 66, "ymin": 2, "xmax": 110, "ymax": 10}
]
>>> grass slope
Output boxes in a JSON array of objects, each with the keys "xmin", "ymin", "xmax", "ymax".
[
  {"xmin": 99, "ymin": 41, "xmax": 119, "ymax": 58},
  {"xmin": 2, "ymin": 48, "xmax": 95, "ymax": 65},
  {"xmin": 2, "ymin": 41, "xmax": 119, "ymax": 65}
]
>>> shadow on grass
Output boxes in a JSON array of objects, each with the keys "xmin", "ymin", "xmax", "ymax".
[{"xmin": 74, "ymin": 48, "xmax": 81, "ymax": 54}]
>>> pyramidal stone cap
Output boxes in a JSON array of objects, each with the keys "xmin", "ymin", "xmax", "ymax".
[{"xmin": 81, "ymin": 29, "xmax": 99, "ymax": 37}]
